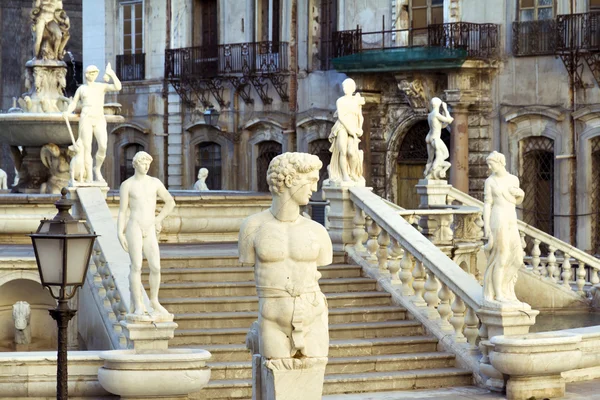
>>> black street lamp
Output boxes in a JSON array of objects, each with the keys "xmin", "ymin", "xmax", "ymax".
[
  {"xmin": 29, "ymin": 188, "xmax": 98, "ymax": 400},
  {"xmin": 203, "ymin": 105, "xmax": 221, "ymax": 126}
]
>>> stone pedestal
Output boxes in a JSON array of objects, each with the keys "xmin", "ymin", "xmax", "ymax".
[
  {"xmin": 477, "ymin": 303, "xmax": 539, "ymax": 339},
  {"xmin": 253, "ymin": 356, "xmax": 328, "ymax": 400},
  {"xmin": 415, "ymin": 179, "xmax": 451, "ymax": 208},
  {"xmin": 120, "ymin": 316, "xmax": 177, "ymax": 351},
  {"xmin": 323, "ymin": 185, "xmax": 367, "ymax": 253}
]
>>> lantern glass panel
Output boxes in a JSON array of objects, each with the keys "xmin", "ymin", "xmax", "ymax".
[
  {"xmin": 66, "ymin": 238, "xmax": 94, "ymax": 285},
  {"xmin": 35, "ymin": 237, "xmax": 64, "ymax": 285}
]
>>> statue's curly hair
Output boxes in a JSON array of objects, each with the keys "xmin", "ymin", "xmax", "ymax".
[
  {"xmin": 132, "ymin": 151, "xmax": 153, "ymax": 168},
  {"xmin": 267, "ymin": 152, "xmax": 322, "ymax": 196}
]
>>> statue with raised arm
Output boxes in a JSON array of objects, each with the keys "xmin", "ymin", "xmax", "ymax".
[
  {"xmin": 193, "ymin": 168, "xmax": 210, "ymax": 191},
  {"xmin": 482, "ymin": 151, "xmax": 526, "ymax": 306},
  {"xmin": 424, "ymin": 97, "xmax": 453, "ymax": 180},
  {"xmin": 31, "ymin": 0, "xmax": 70, "ymax": 61},
  {"xmin": 327, "ymin": 78, "xmax": 366, "ymax": 186},
  {"xmin": 63, "ymin": 64, "xmax": 122, "ymax": 183},
  {"xmin": 239, "ymin": 152, "xmax": 332, "ymax": 400},
  {"xmin": 117, "ymin": 152, "xmax": 176, "ymax": 319}
]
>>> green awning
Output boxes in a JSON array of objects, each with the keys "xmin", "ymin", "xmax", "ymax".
[{"xmin": 331, "ymin": 46, "xmax": 469, "ymax": 73}]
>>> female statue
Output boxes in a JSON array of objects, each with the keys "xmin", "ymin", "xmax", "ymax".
[{"xmin": 482, "ymin": 151, "xmax": 525, "ymax": 304}]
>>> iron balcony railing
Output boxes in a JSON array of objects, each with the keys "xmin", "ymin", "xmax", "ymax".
[
  {"xmin": 325, "ymin": 22, "xmax": 500, "ymax": 65},
  {"xmin": 556, "ymin": 11, "xmax": 600, "ymax": 53},
  {"xmin": 165, "ymin": 41, "xmax": 289, "ymax": 80},
  {"xmin": 513, "ymin": 20, "xmax": 557, "ymax": 56},
  {"xmin": 116, "ymin": 53, "xmax": 146, "ymax": 81}
]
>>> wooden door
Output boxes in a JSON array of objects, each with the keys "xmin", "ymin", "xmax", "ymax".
[
  {"xmin": 396, "ymin": 163, "xmax": 424, "ymax": 209},
  {"xmin": 320, "ymin": 0, "xmax": 338, "ymax": 69}
]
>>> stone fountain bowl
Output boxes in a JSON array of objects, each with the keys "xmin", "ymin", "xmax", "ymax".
[
  {"xmin": 98, "ymin": 348, "xmax": 212, "ymax": 397},
  {"xmin": 0, "ymin": 113, "xmax": 125, "ymax": 147}
]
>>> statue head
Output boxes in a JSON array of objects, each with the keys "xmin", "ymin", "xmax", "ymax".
[
  {"xmin": 267, "ymin": 152, "xmax": 322, "ymax": 205},
  {"xmin": 132, "ymin": 151, "xmax": 153, "ymax": 174},
  {"xmin": 12, "ymin": 301, "xmax": 31, "ymax": 331},
  {"xmin": 430, "ymin": 97, "xmax": 442, "ymax": 109},
  {"xmin": 486, "ymin": 151, "xmax": 506, "ymax": 174},
  {"xmin": 197, "ymin": 168, "xmax": 209, "ymax": 180},
  {"xmin": 342, "ymin": 78, "xmax": 356, "ymax": 95},
  {"xmin": 85, "ymin": 65, "xmax": 99, "ymax": 82}
]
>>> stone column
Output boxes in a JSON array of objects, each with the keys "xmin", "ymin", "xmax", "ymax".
[
  {"xmin": 448, "ymin": 105, "xmax": 469, "ymax": 193},
  {"xmin": 322, "ymin": 186, "xmax": 357, "ymax": 253}
]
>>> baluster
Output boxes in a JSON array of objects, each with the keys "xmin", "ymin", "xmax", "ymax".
[
  {"xmin": 377, "ymin": 230, "xmax": 390, "ymax": 273},
  {"xmin": 412, "ymin": 260, "xmax": 427, "ymax": 306},
  {"xmin": 366, "ymin": 217, "xmax": 381, "ymax": 263},
  {"xmin": 399, "ymin": 249, "xmax": 415, "ymax": 295},
  {"xmin": 437, "ymin": 281, "xmax": 453, "ymax": 330},
  {"xmin": 546, "ymin": 246, "xmax": 557, "ymax": 282},
  {"xmin": 388, "ymin": 238, "xmax": 403, "ymax": 284},
  {"xmin": 449, "ymin": 296, "xmax": 467, "ymax": 342},
  {"xmin": 423, "ymin": 269, "xmax": 441, "ymax": 318},
  {"xmin": 561, "ymin": 252, "xmax": 572, "ymax": 289},
  {"xmin": 591, "ymin": 268, "xmax": 600, "ymax": 286},
  {"xmin": 540, "ymin": 260, "xmax": 548, "ymax": 277},
  {"xmin": 531, "ymin": 239, "xmax": 541, "ymax": 275},
  {"xmin": 352, "ymin": 206, "xmax": 366, "ymax": 252},
  {"xmin": 464, "ymin": 307, "xmax": 480, "ymax": 348},
  {"xmin": 576, "ymin": 260, "xmax": 587, "ymax": 295},
  {"xmin": 520, "ymin": 231, "xmax": 527, "ymax": 268}
]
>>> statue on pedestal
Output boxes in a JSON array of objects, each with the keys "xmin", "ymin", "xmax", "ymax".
[
  {"xmin": 239, "ymin": 152, "xmax": 333, "ymax": 400},
  {"xmin": 63, "ymin": 64, "xmax": 122, "ymax": 183},
  {"xmin": 0, "ymin": 169, "xmax": 7, "ymax": 190},
  {"xmin": 424, "ymin": 97, "xmax": 453, "ymax": 180},
  {"xmin": 31, "ymin": 0, "xmax": 70, "ymax": 61},
  {"xmin": 193, "ymin": 168, "xmax": 210, "ymax": 191},
  {"xmin": 482, "ymin": 151, "xmax": 525, "ymax": 305},
  {"xmin": 326, "ymin": 78, "xmax": 366, "ymax": 186},
  {"xmin": 117, "ymin": 151, "xmax": 176, "ymax": 320}
]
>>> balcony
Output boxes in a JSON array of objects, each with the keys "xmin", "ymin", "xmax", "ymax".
[
  {"xmin": 327, "ymin": 22, "xmax": 500, "ymax": 73},
  {"xmin": 513, "ymin": 20, "xmax": 556, "ymax": 56},
  {"xmin": 556, "ymin": 11, "xmax": 600, "ymax": 53},
  {"xmin": 165, "ymin": 41, "xmax": 289, "ymax": 106},
  {"xmin": 116, "ymin": 53, "xmax": 146, "ymax": 82}
]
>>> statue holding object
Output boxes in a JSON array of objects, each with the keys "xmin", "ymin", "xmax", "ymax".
[
  {"xmin": 424, "ymin": 97, "xmax": 453, "ymax": 180},
  {"xmin": 31, "ymin": 0, "xmax": 70, "ymax": 61}
]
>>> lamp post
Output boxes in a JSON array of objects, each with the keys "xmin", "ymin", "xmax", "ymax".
[
  {"xmin": 29, "ymin": 188, "xmax": 98, "ymax": 400},
  {"xmin": 203, "ymin": 105, "xmax": 221, "ymax": 126}
]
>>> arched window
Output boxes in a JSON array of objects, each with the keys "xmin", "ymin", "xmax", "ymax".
[
  {"xmin": 521, "ymin": 136, "xmax": 554, "ymax": 236},
  {"xmin": 591, "ymin": 137, "xmax": 600, "ymax": 255},
  {"xmin": 396, "ymin": 120, "xmax": 450, "ymax": 208},
  {"xmin": 256, "ymin": 141, "xmax": 282, "ymax": 192},
  {"xmin": 309, "ymin": 139, "xmax": 332, "ymax": 191},
  {"xmin": 120, "ymin": 143, "xmax": 144, "ymax": 184},
  {"xmin": 195, "ymin": 142, "xmax": 222, "ymax": 190}
]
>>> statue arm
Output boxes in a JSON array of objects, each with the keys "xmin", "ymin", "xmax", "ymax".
[
  {"xmin": 238, "ymin": 218, "xmax": 256, "ymax": 265},
  {"xmin": 155, "ymin": 180, "xmax": 176, "ymax": 226},
  {"xmin": 510, "ymin": 176, "xmax": 525, "ymax": 205},
  {"xmin": 483, "ymin": 179, "xmax": 492, "ymax": 240},
  {"xmin": 117, "ymin": 182, "xmax": 130, "ymax": 251},
  {"xmin": 104, "ymin": 63, "xmax": 122, "ymax": 92},
  {"xmin": 337, "ymin": 101, "xmax": 358, "ymax": 136},
  {"xmin": 63, "ymin": 88, "xmax": 81, "ymax": 115},
  {"xmin": 316, "ymin": 225, "xmax": 333, "ymax": 267}
]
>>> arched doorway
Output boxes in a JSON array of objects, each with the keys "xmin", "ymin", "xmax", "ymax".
[
  {"xmin": 195, "ymin": 141, "xmax": 222, "ymax": 190},
  {"xmin": 521, "ymin": 136, "xmax": 554, "ymax": 236},
  {"xmin": 309, "ymin": 139, "xmax": 331, "ymax": 193},
  {"xmin": 256, "ymin": 141, "xmax": 282, "ymax": 192},
  {"xmin": 396, "ymin": 120, "xmax": 450, "ymax": 208},
  {"xmin": 592, "ymin": 137, "xmax": 600, "ymax": 255},
  {"xmin": 119, "ymin": 143, "xmax": 145, "ymax": 184}
]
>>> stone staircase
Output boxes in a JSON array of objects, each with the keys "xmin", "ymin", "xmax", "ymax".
[{"xmin": 143, "ymin": 244, "xmax": 473, "ymax": 399}]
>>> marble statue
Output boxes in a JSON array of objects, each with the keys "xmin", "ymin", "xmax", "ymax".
[
  {"xmin": 0, "ymin": 169, "xmax": 7, "ymax": 190},
  {"xmin": 68, "ymin": 139, "xmax": 85, "ymax": 184},
  {"xmin": 40, "ymin": 143, "xmax": 70, "ymax": 194},
  {"xmin": 482, "ymin": 151, "xmax": 525, "ymax": 305},
  {"xmin": 327, "ymin": 78, "xmax": 366, "ymax": 186},
  {"xmin": 118, "ymin": 151, "xmax": 176, "ymax": 319},
  {"xmin": 398, "ymin": 79, "xmax": 427, "ymax": 109},
  {"xmin": 239, "ymin": 152, "xmax": 332, "ymax": 400},
  {"xmin": 31, "ymin": 0, "xmax": 70, "ymax": 61},
  {"xmin": 193, "ymin": 168, "xmax": 210, "ymax": 191},
  {"xmin": 424, "ymin": 97, "xmax": 453, "ymax": 180},
  {"xmin": 12, "ymin": 301, "xmax": 32, "ymax": 345},
  {"xmin": 12, "ymin": 167, "xmax": 19, "ymax": 188},
  {"xmin": 63, "ymin": 63, "xmax": 122, "ymax": 183}
]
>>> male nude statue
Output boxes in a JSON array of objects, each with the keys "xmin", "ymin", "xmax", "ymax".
[
  {"xmin": 239, "ymin": 152, "xmax": 333, "ymax": 359},
  {"xmin": 63, "ymin": 64, "xmax": 122, "ymax": 183},
  {"xmin": 117, "ymin": 151, "xmax": 176, "ymax": 317},
  {"xmin": 424, "ymin": 97, "xmax": 454, "ymax": 180},
  {"xmin": 328, "ymin": 78, "xmax": 366, "ymax": 184},
  {"xmin": 31, "ymin": 0, "xmax": 70, "ymax": 60}
]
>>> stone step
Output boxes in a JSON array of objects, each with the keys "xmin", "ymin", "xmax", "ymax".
[
  {"xmin": 160, "ymin": 291, "xmax": 393, "ymax": 313},
  {"xmin": 145, "ymin": 264, "xmax": 363, "ymax": 283},
  {"xmin": 152, "ymin": 277, "xmax": 377, "ymax": 298},
  {"xmin": 172, "ymin": 306, "xmax": 407, "ymax": 330},
  {"xmin": 184, "ymin": 336, "xmax": 439, "ymax": 362},
  {"xmin": 194, "ymin": 368, "xmax": 471, "ymax": 399},
  {"xmin": 209, "ymin": 352, "xmax": 457, "ymax": 381},
  {"xmin": 172, "ymin": 320, "xmax": 423, "ymax": 346}
]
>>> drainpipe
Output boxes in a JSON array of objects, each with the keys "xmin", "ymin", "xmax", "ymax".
[
  {"xmin": 569, "ymin": 0, "xmax": 577, "ymax": 245},
  {"xmin": 163, "ymin": 0, "xmax": 172, "ymax": 188}
]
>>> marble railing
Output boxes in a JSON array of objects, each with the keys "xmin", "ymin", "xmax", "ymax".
[
  {"xmin": 448, "ymin": 187, "xmax": 600, "ymax": 297},
  {"xmin": 347, "ymin": 187, "xmax": 485, "ymax": 373}
]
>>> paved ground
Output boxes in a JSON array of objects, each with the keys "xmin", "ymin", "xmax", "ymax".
[{"xmin": 323, "ymin": 381, "xmax": 600, "ymax": 399}]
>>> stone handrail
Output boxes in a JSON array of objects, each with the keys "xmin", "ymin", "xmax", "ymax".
[
  {"xmin": 347, "ymin": 187, "xmax": 484, "ymax": 371},
  {"xmin": 448, "ymin": 186, "xmax": 600, "ymax": 296}
]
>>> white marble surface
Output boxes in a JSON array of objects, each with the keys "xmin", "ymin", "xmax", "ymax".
[
  {"xmin": 193, "ymin": 168, "xmax": 210, "ymax": 190},
  {"xmin": 424, "ymin": 97, "xmax": 453, "ymax": 180}
]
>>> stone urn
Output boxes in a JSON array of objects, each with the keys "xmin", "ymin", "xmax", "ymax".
[
  {"xmin": 98, "ymin": 348, "xmax": 211, "ymax": 399},
  {"xmin": 489, "ymin": 332, "xmax": 582, "ymax": 400}
]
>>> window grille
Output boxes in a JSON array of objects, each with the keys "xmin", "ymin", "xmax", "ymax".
[
  {"xmin": 257, "ymin": 141, "xmax": 282, "ymax": 192},
  {"xmin": 120, "ymin": 143, "xmax": 144, "ymax": 184},
  {"xmin": 196, "ymin": 142, "xmax": 222, "ymax": 190},
  {"xmin": 521, "ymin": 136, "xmax": 554, "ymax": 236}
]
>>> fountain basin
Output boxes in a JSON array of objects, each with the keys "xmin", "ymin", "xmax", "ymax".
[
  {"xmin": 490, "ymin": 332, "xmax": 582, "ymax": 400},
  {"xmin": 98, "ymin": 348, "xmax": 211, "ymax": 398},
  {"xmin": 0, "ymin": 113, "xmax": 124, "ymax": 146}
]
